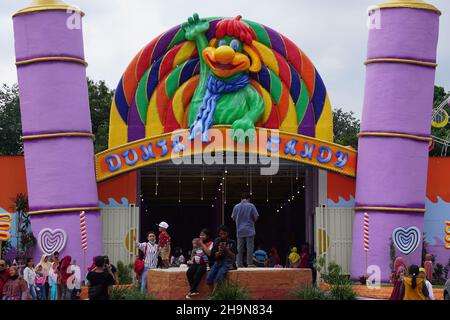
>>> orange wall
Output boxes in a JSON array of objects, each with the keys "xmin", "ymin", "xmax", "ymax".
[
  {"xmin": 327, "ymin": 172, "xmax": 356, "ymax": 204},
  {"xmin": 98, "ymin": 171, "xmax": 137, "ymax": 206},
  {"xmin": 0, "ymin": 156, "xmax": 27, "ymax": 212},
  {"xmin": 426, "ymin": 157, "xmax": 450, "ymax": 203}
]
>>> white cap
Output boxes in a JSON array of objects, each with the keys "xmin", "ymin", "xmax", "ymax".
[{"xmin": 157, "ymin": 221, "xmax": 169, "ymax": 229}]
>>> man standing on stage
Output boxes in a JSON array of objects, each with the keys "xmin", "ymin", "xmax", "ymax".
[{"xmin": 231, "ymin": 193, "xmax": 259, "ymax": 268}]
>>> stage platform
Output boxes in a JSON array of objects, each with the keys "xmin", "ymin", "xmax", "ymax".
[{"xmin": 147, "ymin": 267, "xmax": 312, "ymax": 300}]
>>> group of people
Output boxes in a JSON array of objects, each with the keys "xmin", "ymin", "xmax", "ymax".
[
  {"xmin": 389, "ymin": 255, "xmax": 435, "ymax": 300},
  {"xmin": 0, "ymin": 252, "xmax": 82, "ymax": 300},
  {"xmin": 0, "ymin": 193, "xmax": 313, "ymax": 300},
  {"xmin": 134, "ymin": 221, "xmax": 171, "ymax": 293},
  {"xmin": 132, "ymin": 193, "xmax": 313, "ymax": 298}
]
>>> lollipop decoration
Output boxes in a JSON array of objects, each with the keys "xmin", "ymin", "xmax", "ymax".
[
  {"xmin": 37, "ymin": 228, "xmax": 67, "ymax": 255},
  {"xmin": 392, "ymin": 226, "xmax": 421, "ymax": 255}
]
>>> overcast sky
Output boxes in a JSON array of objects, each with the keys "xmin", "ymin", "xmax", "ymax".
[{"xmin": 1, "ymin": 0, "xmax": 449, "ymax": 118}]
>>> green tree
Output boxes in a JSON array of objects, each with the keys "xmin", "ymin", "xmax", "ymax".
[
  {"xmin": 332, "ymin": 108, "xmax": 360, "ymax": 149},
  {"xmin": 87, "ymin": 79, "xmax": 114, "ymax": 153},
  {"xmin": 0, "ymin": 84, "xmax": 23, "ymax": 155},
  {"xmin": 0, "ymin": 79, "xmax": 114, "ymax": 155},
  {"xmin": 11, "ymin": 193, "xmax": 36, "ymax": 260},
  {"xmin": 430, "ymin": 85, "xmax": 450, "ymax": 157}
]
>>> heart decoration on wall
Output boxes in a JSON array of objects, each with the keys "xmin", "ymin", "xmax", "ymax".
[
  {"xmin": 38, "ymin": 228, "xmax": 67, "ymax": 256},
  {"xmin": 392, "ymin": 226, "xmax": 421, "ymax": 255}
]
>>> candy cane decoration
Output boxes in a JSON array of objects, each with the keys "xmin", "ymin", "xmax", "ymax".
[
  {"xmin": 363, "ymin": 212, "xmax": 369, "ymax": 252},
  {"xmin": 80, "ymin": 211, "xmax": 88, "ymax": 251}
]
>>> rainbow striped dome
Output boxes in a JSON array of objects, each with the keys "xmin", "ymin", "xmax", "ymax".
[{"xmin": 108, "ymin": 17, "xmax": 333, "ymax": 148}]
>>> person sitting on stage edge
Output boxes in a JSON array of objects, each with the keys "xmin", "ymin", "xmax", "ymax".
[
  {"xmin": 287, "ymin": 247, "xmax": 301, "ymax": 268},
  {"xmin": 207, "ymin": 225, "xmax": 237, "ymax": 290},
  {"xmin": 186, "ymin": 228, "xmax": 214, "ymax": 298},
  {"xmin": 268, "ymin": 247, "xmax": 282, "ymax": 268},
  {"xmin": 170, "ymin": 247, "xmax": 186, "ymax": 268},
  {"xmin": 253, "ymin": 246, "xmax": 269, "ymax": 267},
  {"xmin": 299, "ymin": 244, "xmax": 310, "ymax": 268}
]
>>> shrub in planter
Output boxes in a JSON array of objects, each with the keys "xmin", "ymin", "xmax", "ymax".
[
  {"xmin": 117, "ymin": 261, "xmax": 133, "ymax": 285},
  {"xmin": 328, "ymin": 284, "xmax": 357, "ymax": 300},
  {"xmin": 294, "ymin": 286, "xmax": 329, "ymax": 300},
  {"xmin": 209, "ymin": 281, "xmax": 251, "ymax": 300},
  {"xmin": 320, "ymin": 262, "xmax": 349, "ymax": 285}
]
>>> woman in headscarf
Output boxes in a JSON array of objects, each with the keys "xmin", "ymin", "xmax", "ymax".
[
  {"xmin": 268, "ymin": 247, "xmax": 281, "ymax": 267},
  {"xmin": 400, "ymin": 264, "xmax": 429, "ymax": 300},
  {"xmin": 35, "ymin": 254, "xmax": 52, "ymax": 299},
  {"xmin": 35, "ymin": 254, "xmax": 52, "ymax": 276},
  {"xmin": 287, "ymin": 247, "xmax": 301, "ymax": 268},
  {"xmin": 424, "ymin": 254, "xmax": 433, "ymax": 282},
  {"xmin": 389, "ymin": 256, "xmax": 406, "ymax": 300},
  {"xmin": 419, "ymin": 267, "xmax": 434, "ymax": 300},
  {"xmin": 299, "ymin": 244, "xmax": 310, "ymax": 268},
  {"xmin": 59, "ymin": 256, "xmax": 72, "ymax": 300},
  {"xmin": 2, "ymin": 266, "xmax": 28, "ymax": 300},
  {"xmin": 88, "ymin": 256, "xmax": 97, "ymax": 273},
  {"xmin": 48, "ymin": 262, "xmax": 60, "ymax": 300}
]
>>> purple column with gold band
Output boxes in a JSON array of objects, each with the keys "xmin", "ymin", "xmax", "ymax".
[
  {"xmin": 351, "ymin": 1, "xmax": 440, "ymax": 281},
  {"xmin": 13, "ymin": 1, "xmax": 102, "ymax": 277}
]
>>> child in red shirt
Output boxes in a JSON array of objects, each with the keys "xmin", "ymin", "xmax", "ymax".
[{"xmin": 157, "ymin": 222, "xmax": 171, "ymax": 269}]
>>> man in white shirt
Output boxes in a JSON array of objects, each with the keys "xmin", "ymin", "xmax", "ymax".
[
  {"xmin": 23, "ymin": 258, "xmax": 37, "ymax": 300},
  {"xmin": 135, "ymin": 231, "xmax": 159, "ymax": 293}
]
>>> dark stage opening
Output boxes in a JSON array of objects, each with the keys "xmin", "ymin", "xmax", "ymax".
[{"xmin": 139, "ymin": 156, "xmax": 313, "ymax": 265}]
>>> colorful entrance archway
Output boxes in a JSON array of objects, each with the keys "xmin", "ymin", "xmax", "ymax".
[
  {"xmin": 108, "ymin": 16, "xmax": 334, "ymax": 148},
  {"xmin": 99, "ymin": 15, "xmax": 354, "ymax": 181},
  {"xmin": 12, "ymin": 1, "xmax": 441, "ymax": 286}
]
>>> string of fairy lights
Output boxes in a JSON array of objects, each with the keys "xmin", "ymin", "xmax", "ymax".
[{"xmin": 139, "ymin": 164, "xmax": 306, "ymax": 214}]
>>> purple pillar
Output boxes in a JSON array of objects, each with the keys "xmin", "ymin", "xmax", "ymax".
[
  {"xmin": 13, "ymin": 1, "xmax": 103, "ymax": 278},
  {"xmin": 352, "ymin": 1, "xmax": 440, "ymax": 282}
]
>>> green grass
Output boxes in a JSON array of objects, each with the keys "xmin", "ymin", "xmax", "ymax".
[
  {"xmin": 328, "ymin": 284, "xmax": 357, "ymax": 300},
  {"xmin": 294, "ymin": 286, "xmax": 329, "ymax": 300},
  {"xmin": 209, "ymin": 281, "xmax": 251, "ymax": 300},
  {"xmin": 110, "ymin": 286, "xmax": 156, "ymax": 300}
]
